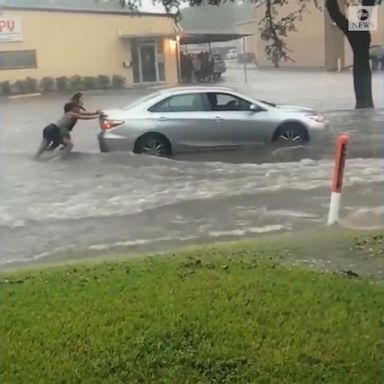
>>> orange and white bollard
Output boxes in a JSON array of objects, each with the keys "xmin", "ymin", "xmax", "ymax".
[{"xmin": 327, "ymin": 134, "xmax": 350, "ymax": 225}]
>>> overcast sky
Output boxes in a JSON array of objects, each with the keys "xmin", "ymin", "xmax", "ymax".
[
  {"xmin": 5, "ymin": 0, "xmax": 171, "ymax": 13},
  {"xmin": 110, "ymin": 0, "xmax": 182, "ymax": 13},
  {"xmin": 114, "ymin": 0, "xmax": 167, "ymax": 13}
]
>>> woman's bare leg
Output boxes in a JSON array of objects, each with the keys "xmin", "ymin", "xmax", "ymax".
[
  {"xmin": 46, "ymin": 140, "xmax": 61, "ymax": 151},
  {"xmin": 60, "ymin": 137, "xmax": 74, "ymax": 158},
  {"xmin": 35, "ymin": 138, "xmax": 49, "ymax": 159}
]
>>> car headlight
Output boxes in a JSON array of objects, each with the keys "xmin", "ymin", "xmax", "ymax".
[{"xmin": 306, "ymin": 113, "xmax": 326, "ymax": 123}]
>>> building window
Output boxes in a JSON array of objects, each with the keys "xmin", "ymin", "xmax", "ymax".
[
  {"xmin": 158, "ymin": 62, "xmax": 165, "ymax": 82},
  {"xmin": 131, "ymin": 39, "xmax": 166, "ymax": 83},
  {"xmin": 157, "ymin": 39, "xmax": 164, "ymax": 54},
  {"xmin": 0, "ymin": 50, "xmax": 37, "ymax": 70},
  {"xmin": 156, "ymin": 40, "xmax": 165, "ymax": 81}
]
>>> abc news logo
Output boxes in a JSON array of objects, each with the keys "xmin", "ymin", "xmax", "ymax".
[{"xmin": 348, "ymin": 6, "xmax": 378, "ymax": 31}]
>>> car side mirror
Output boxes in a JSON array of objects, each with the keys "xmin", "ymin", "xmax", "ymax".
[{"xmin": 250, "ymin": 104, "xmax": 258, "ymax": 112}]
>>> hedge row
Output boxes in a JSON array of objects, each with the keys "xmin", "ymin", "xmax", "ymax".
[{"xmin": 0, "ymin": 75, "xmax": 126, "ymax": 96}]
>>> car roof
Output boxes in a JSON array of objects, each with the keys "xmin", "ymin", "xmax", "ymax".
[
  {"xmin": 123, "ymin": 86, "xmax": 248, "ymax": 111},
  {"xmin": 158, "ymin": 86, "xmax": 237, "ymax": 95}
]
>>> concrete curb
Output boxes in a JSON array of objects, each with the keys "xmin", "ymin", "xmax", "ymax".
[
  {"xmin": 8, "ymin": 92, "xmax": 42, "ymax": 99},
  {"xmin": 339, "ymin": 211, "xmax": 384, "ymax": 231},
  {"xmin": 1, "ymin": 85, "xmax": 169, "ymax": 100},
  {"xmin": 81, "ymin": 89, "xmax": 104, "ymax": 94}
]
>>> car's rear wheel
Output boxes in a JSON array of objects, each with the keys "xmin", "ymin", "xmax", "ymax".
[
  {"xmin": 134, "ymin": 133, "xmax": 172, "ymax": 157},
  {"xmin": 272, "ymin": 123, "xmax": 309, "ymax": 146}
]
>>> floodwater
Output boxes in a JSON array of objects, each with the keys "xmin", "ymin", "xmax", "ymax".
[{"xmin": 1, "ymin": 70, "xmax": 383, "ymax": 267}]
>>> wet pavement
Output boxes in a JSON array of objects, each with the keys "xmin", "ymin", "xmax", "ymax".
[{"xmin": 1, "ymin": 70, "xmax": 383, "ymax": 267}]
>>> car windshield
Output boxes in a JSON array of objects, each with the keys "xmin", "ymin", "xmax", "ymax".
[
  {"xmin": 259, "ymin": 100, "xmax": 277, "ymax": 107},
  {"xmin": 235, "ymin": 88, "xmax": 276, "ymax": 107}
]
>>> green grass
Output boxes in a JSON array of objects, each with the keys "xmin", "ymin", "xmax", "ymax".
[{"xmin": 1, "ymin": 230, "xmax": 383, "ymax": 383}]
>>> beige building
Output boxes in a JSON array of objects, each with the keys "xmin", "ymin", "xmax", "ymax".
[
  {"xmin": 0, "ymin": 5, "xmax": 179, "ymax": 86},
  {"xmin": 236, "ymin": 2, "xmax": 384, "ymax": 69},
  {"xmin": 234, "ymin": 19, "xmax": 258, "ymax": 59}
]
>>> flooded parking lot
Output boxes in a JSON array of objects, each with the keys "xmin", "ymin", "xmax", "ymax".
[{"xmin": 1, "ymin": 70, "xmax": 383, "ymax": 266}]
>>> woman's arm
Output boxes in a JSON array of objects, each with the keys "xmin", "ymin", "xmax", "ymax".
[
  {"xmin": 77, "ymin": 108, "xmax": 101, "ymax": 116},
  {"xmin": 70, "ymin": 111, "xmax": 100, "ymax": 120}
]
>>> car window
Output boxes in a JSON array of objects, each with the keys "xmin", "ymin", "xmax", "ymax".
[
  {"xmin": 206, "ymin": 93, "xmax": 251, "ymax": 111},
  {"xmin": 150, "ymin": 93, "xmax": 206, "ymax": 112}
]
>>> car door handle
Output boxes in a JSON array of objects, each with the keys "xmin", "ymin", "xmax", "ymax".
[
  {"xmin": 215, "ymin": 116, "xmax": 222, "ymax": 122},
  {"xmin": 157, "ymin": 116, "xmax": 168, "ymax": 121}
]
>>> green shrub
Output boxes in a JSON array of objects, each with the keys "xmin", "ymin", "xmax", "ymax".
[
  {"xmin": 97, "ymin": 74, "xmax": 110, "ymax": 89},
  {"xmin": 14, "ymin": 80, "xmax": 29, "ymax": 94},
  {"xmin": 12, "ymin": 79, "xmax": 37, "ymax": 94},
  {"xmin": 25, "ymin": 77, "xmax": 38, "ymax": 93},
  {"xmin": 69, "ymin": 75, "xmax": 84, "ymax": 91},
  {"xmin": 112, "ymin": 74, "xmax": 125, "ymax": 89},
  {"xmin": 84, "ymin": 76, "xmax": 97, "ymax": 90},
  {"xmin": 0, "ymin": 81, "xmax": 11, "ymax": 95},
  {"xmin": 56, "ymin": 76, "xmax": 68, "ymax": 91},
  {"xmin": 40, "ymin": 77, "xmax": 54, "ymax": 92}
]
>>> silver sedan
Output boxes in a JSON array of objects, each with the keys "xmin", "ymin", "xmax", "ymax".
[{"xmin": 98, "ymin": 86, "xmax": 330, "ymax": 156}]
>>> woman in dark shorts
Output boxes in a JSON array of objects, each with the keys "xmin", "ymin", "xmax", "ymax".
[
  {"xmin": 35, "ymin": 102, "xmax": 100, "ymax": 159},
  {"xmin": 45, "ymin": 93, "xmax": 101, "ymax": 151}
]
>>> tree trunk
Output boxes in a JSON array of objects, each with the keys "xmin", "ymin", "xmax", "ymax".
[
  {"xmin": 350, "ymin": 35, "xmax": 374, "ymax": 109},
  {"xmin": 326, "ymin": 0, "xmax": 374, "ymax": 109}
]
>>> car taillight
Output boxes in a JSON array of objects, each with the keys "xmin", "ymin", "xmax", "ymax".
[{"xmin": 100, "ymin": 119, "xmax": 125, "ymax": 130}]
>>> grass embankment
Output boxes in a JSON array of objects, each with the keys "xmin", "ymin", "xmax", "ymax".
[{"xmin": 1, "ymin": 230, "xmax": 383, "ymax": 383}]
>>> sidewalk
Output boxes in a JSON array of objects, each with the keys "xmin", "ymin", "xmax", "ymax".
[{"xmin": 341, "ymin": 207, "xmax": 384, "ymax": 230}]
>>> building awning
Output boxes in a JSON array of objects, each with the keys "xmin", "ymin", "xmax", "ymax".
[
  {"xmin": 119, "ymin": 32, "xmax": 176, "ymax": 40},
  {"xmin": 118, "ymin": 31, "xmax": 252, "ymax": 44},
  {"xmin": 179, "ymin": 32, "xmax": 252, "ymax": 45}
]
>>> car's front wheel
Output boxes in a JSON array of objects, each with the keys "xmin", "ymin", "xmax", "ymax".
[
  {"xmin": 272, "ymin": 123, "xmax": 309, "ymax": 146},
  {"xmin": 134, "ymin": 133, "xmax": 172, "ymax": 157}
]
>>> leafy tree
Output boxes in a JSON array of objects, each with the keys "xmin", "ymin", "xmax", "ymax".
[
  {"xmin": 326, "ymin": 0, "xmax": 382, "ymax": 109},
  {"xmin": 105, "ymin": 0, "xmax": 382, "ymax": 109}
]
